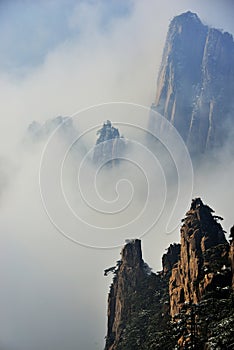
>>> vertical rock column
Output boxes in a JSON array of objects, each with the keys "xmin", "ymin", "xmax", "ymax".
[
  {"xmin": 169, "ymin": 198, "xmax": 230, "ymax": 317},
  {"xmin": 105, "ymin": 240, "xmax": 145, "ymax": 350}
]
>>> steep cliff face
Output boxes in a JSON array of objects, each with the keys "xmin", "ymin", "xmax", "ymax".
[
  {"xmin": 105, "ymin": 200, "xmax": 234, "ymax": 349},
  {"xmin": 152, "ymin": 11, "xmax": 234, "ymax": 153},
  {"xmin": 169, "ymin": 198, "xmax": 231, "ymax": 317},
  {"xmin": 105, "ymin": 239, "xmax": 144, "ymax": 350},
  {"xmin": 162, "ymin": 243, "xmax": 180, "ymax": 276},
  {"xmin": 105, "ymin": 239, "xmax": 171, "ymax": 350}
]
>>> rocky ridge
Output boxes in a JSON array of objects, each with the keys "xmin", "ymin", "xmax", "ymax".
[{"xmin": 105, "ymin": 199, "xmax": 234, "ymax": 349}]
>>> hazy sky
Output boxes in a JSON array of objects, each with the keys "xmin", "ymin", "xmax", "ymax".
[{"xmin": 0, "ymin": 1, "xmax": 234, "ymax": 350}]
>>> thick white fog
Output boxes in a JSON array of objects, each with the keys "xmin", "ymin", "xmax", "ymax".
[{"xmin": 0, "ymin": 1, "xmax": 233, "ymax": 349}]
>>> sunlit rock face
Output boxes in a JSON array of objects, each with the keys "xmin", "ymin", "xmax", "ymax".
[
  {"xmin": 104, "ymin": 239, "xmax": 170, "ymax": 350},
  {"xmin": 93, "ymin": 120, "xmax": 125, "ymax": 167},
  {"xmin": 104, "ymin": 200, "xmax": 234, "ymax": 349},
  {"xmin": 151, "ymin": 11, "xmax": 234, "ymax": 154},
  {"xmin": 169, "ymin": 198, "xmax": 231, "ymax": 317},
  {"xmin": 105, "ymin": 240, "xmax": 146, "ymax": 350}
]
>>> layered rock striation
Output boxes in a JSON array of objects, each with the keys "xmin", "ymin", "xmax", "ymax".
[{"xmin": 151, "ymin": 11, "xmax": 234, "ymax": 154}]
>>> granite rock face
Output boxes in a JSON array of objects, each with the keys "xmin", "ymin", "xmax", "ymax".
[
  {"xmin": 104, "ymin": 239, "xmax": 172, "ymax": 350},
  {"xmin": 162, "ymin": 243, "xmax": 180, "ymax": 276},
  {"xmin": 151, "ymin": 11, "xmax": 234, "ymax": 154},
  {"xmin": 169, "ymin": 198, "xmax": 231, "ymax": 317},
  {"xmin": 104, "ymin": 200, "xmax": 234, "ymax": 349},
  {"xmin": 105, "ymin": 240, "xmax": 148, "ymax": 350}
]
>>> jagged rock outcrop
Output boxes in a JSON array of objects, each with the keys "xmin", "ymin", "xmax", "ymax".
[
  {"xmin": 105, "ymin": 199, "xmax": 234, "ymax": 349},
  {"xmin": 104, "ymin": 239, "xmax": 172, "ymax": 350},
  {"xmin": 151, "ymin": 11, "xmax": 234, "ymax": 154},
  {"xmin": 93, "ymin": 120, "xmax": 125, "ymax": 166},
  {"xmin": 169, "ymin": 198, "xmax": 231, "ymax": 317},
  {"xmin": 105, "ymin": 239, "xmax": 144, "ymax": 350}
]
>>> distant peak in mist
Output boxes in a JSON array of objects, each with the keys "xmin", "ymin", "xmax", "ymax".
[
  {"xmin": 27, "ymin": 116, "xmax": 74, "ymax": 141},
  {"xmin": 172, "ymin": 11, "xmax": 202, "ymax": 25},
  {"xmin": 150, "ymin": 9, "xmax": 234, "ymax": 155},
  {"xmin": 93, "ymin": 120, "xmax": 125, "ymax": 167}
]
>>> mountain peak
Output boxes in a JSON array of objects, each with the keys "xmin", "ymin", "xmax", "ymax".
[
  {"xmin": 183, "ymin": 197, "xmax": 227, "ymax": 249},
  {"xmin": 93, "ymin": 120, "xmax": 125, "ymax": 166},
  {"xmin": 170, "ymin": 11, "xmax": 202, "ymax": 28},
  {"xmin": 151, "ymin": 10, "xmax": 234, "ymax": 154},
  {"xmin": 169, "ymin": 198, "xmax": 230, "ymax": 318},
  {"xmin": 122, "ymin": 239, "xmax": 143, "ymax": 267}
]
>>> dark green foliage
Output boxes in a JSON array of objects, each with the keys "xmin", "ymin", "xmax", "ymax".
[
  {"xmin": 172, "ymin": 290, "xmax": 234, "ymax": 349},
  {"xmin": 118, "ymin": 288, "xmax": 234, "ymax": 349},
  {"xmin": 113, "ymin": 266, "xmax": 233, "ymax": 349},
  {"xmin": 117, "ymin": 274, "xmax": 178, "ymax": 350}
]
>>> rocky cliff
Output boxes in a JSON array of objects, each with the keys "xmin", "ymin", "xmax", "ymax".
[
  {"xmin": 105, "ymin": 199, "xmax": 234, "ymax": 349},
  {"xmin": 104, "ymin": 239, "xmax": 171, "ymax": 350},
  {"xmin": 105, "ymin": 239, "xmax": 144, "ymax": 350},
  {"xmin": 151, "ymin": 11, "xmax": 234, "ymax": 154},
  {"xmin": 169, "ymin": 198, "xmax": 231, "ymax": 317}
]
